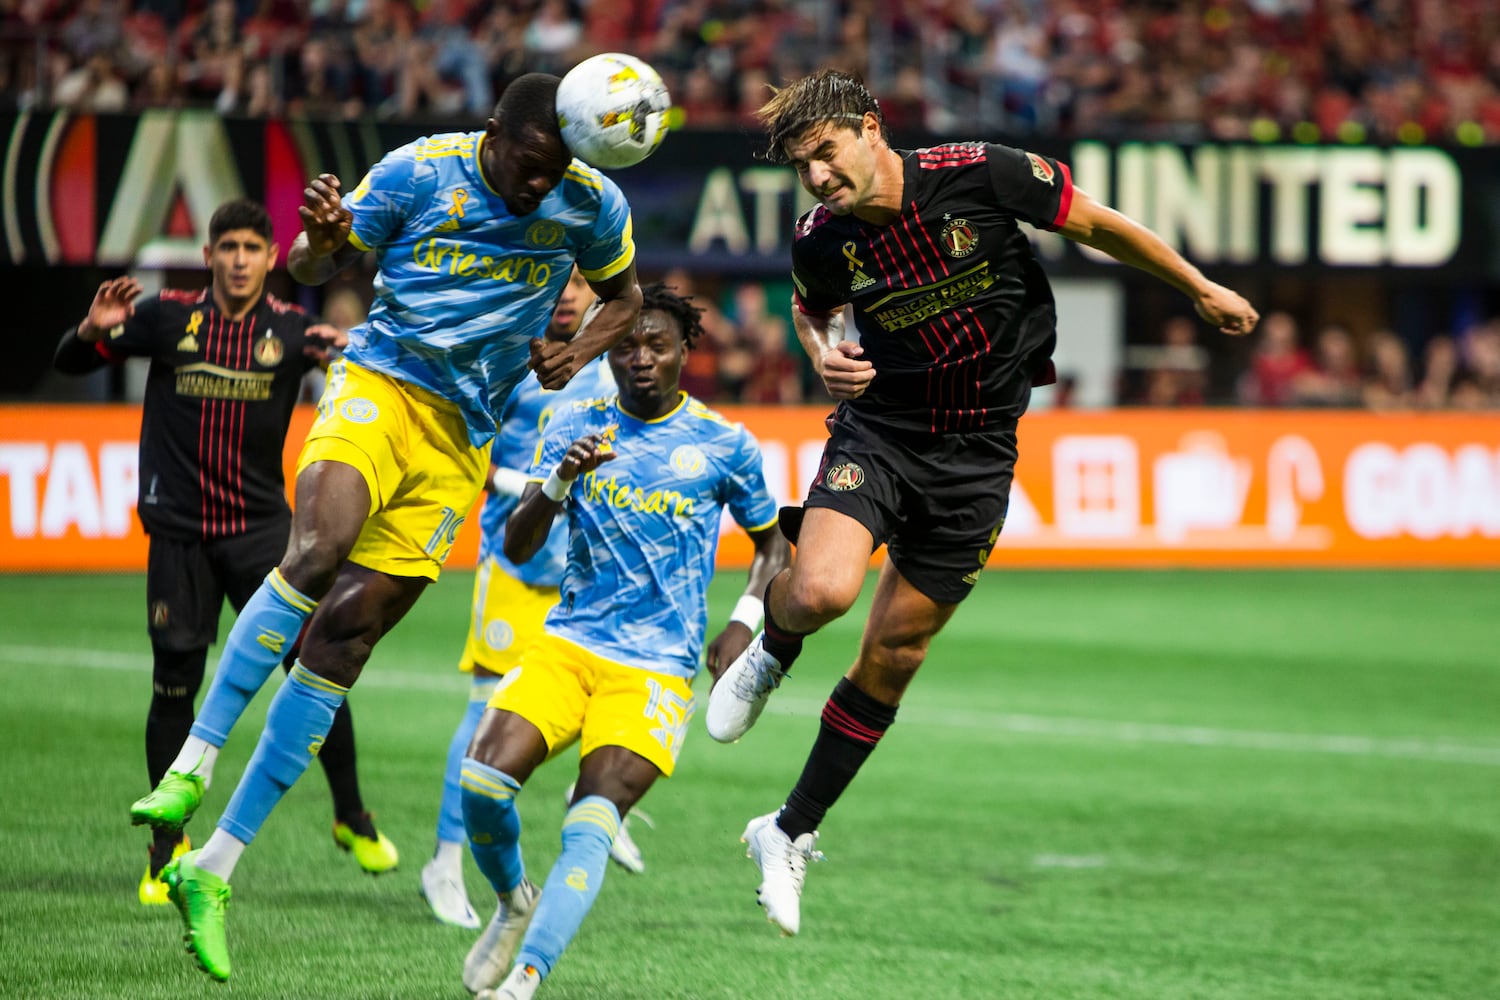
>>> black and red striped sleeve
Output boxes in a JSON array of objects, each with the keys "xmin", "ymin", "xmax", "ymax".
[{"xmin": 984, "ymin": 144, "xmax": 1074, "ymax": 231}]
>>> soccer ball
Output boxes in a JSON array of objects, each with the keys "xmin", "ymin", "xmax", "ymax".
[{"xmin": 556, "ymin": 53, "xmax": 673, "ymax": 170}]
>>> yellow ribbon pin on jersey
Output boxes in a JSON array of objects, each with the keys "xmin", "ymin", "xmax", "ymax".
[
  {"xmin": 448, "ymin": 189, "xmax": 469, "ymax": 219},
  {"xmin": 842, "ymin": 242, "xmax": 862, "ymax": 272}
]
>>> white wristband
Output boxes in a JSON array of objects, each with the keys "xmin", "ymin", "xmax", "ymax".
[
  {"xmin": 541, "ymin": 469, "xmax": 575, "ymax": 502},
  {"xmin": 729, "ymin": 595, "xmax": 764, "ymax": 631}
]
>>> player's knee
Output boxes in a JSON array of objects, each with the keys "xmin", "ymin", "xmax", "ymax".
[
  {"xmin": 277, "ymin": 532, "xmax": 345, "ymax": 597},
  {"xmin": 781, "ymin": 573, "xmax": 858, "ymax": 629},
  {"xmin": 150, "ymin": 647, "xmax": 207, "ymax": 704}
]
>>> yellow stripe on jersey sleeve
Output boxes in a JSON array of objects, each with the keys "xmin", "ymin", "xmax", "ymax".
[{"xmin": 579, "ymin": 214, "xmax": 636, "ymax": 282}]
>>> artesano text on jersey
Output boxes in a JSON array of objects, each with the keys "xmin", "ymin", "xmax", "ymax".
[
  {"xmin": 791, "ymin": 142, "xmax": 1074, "ymax": 434},
  {"xmin": 342, "ymin": 131, "xmax": 635, "ymax": 446},
  {"xmin": 532, "ymin": 393, "xmax": 778, "ymax": 679}
]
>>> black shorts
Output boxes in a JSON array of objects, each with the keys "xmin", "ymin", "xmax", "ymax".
[
  {"xmin": 145, "ymin": 515, "xmax": 289, "ymax": 651},
  {"xmin": 800, "ymin": 406, "xmax": 1017, "ymax": 605}
]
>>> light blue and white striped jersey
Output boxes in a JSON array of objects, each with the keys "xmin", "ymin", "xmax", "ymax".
[
  {"xmin": 478, "ymin": 356, "xmax": 615, "ymax": 587},
  {"xmin": 340, "ymin": 130, "xmax": 634, "ymax": 447},
  {"xmin": 532, "ymin": 393, "xmax": 779, "ymax": 679}
]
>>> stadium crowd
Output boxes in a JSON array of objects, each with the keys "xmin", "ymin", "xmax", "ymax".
[{"xmin": 4, "ymin": 0, "xmax": 1500, "ymax": 144}]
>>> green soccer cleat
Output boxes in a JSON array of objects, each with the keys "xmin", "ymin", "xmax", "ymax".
[
  {"xmin": 130, "ymin": 771, "xmax": 205, "ymax": 831},
  {"xmin": 163, "ymin": 850, "xmax": 233, "ymax": 982},
  {"xmin": 332, "ymin": 813, "xmax": 399, "ymax": 874}
]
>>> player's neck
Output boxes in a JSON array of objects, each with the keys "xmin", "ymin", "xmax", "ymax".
[
  {"xmin": 212, "ymin": 286, "xmax": 261, "ymax": 321},
  {"xmin": 852, "ymin": 148, "xmax": 905, "ymax": 225}
]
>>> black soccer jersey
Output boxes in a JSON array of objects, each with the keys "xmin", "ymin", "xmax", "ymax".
[
  {"xmin": 55, "ymin": 288, "xmax": 319, "ymax": 540},
  {"xmin": 790, "ymin": 142, "xmax": 1073, "ymax": 434}
]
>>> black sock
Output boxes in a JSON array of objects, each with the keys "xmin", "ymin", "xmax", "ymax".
[
  {"xmin": 761, "ymin": 581, "xmax": 805, "ymax": 670},
  {"xmin": 778, "ymin": 678, "xmax": 897, "ymax": 840},
  {"xmin": 319, "ymin": 700, "xmax": 368, "ymax": 826},
  {"xmin": 146, "ymin": 646, "xmax": 205, "ymax": 784}
]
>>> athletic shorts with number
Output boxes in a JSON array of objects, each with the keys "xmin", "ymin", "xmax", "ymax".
[
  {"xmin": 803, "ymin": 405, "xmax": 1018, "ymax": 606},
  {"xmin": 299, "ymin": 359, "xmax": 489, "ymax": 581},
  {"xmin": 488, "ymin": 632, "xmax": 695, "ymax": 778},
  {"xmin": 457, "ymin": 557, "xmax": 560, "ymax": 675},
  {"xmin": 146, "ymin": 514, "xmax": 289, "ymax": 651}
]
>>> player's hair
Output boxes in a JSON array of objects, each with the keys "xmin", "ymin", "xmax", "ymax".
[
  {"xmin": 494, "ymin": 73, "xmax": 563, "ymax": 143},
  {"xmin": 756, "ymin": 68, "xmax": 888, "ymax": 164},
  {"xmin": 208, "ymin": 199, "xmax": 273, "ymax": 244},
  {"xmin": 640, "ymin": 282, "xmax": 704, "ymax": 350}
]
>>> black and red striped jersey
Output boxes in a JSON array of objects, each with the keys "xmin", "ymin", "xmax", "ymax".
[
  {"xmin": 55, "ymin": 288, "xmax": 319, "ymax": 540},
  {"xmin": 791, "ymin": 142, "xmax": 1073, "ymax": 434}
]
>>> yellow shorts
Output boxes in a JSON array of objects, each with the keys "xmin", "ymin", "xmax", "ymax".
[
  {"xmin": 489, "ymin": 632, "xmax": 695, "ymax": 777},
  {"xmin": 298, "ymin": 359, "xmax": 488, "ymax": 581},
  {"xmin": 458, "ymin": 558, "xmax": 560, "ymax": 675}
]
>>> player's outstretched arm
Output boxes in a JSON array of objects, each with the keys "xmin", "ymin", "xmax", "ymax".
[
  {"xmin": 288, "ymin": 174, "xmax": 362, "ymax": 286},
  {"xmin": 529, "ymin": 265, "xmax": 643, "ymax": 390},
  {"xmin": 55, "ymin": 276, "xmax": 144, "ymax": 373},
  {"xmin": 704, "ymin": 524, "xmax": 791, "ymax": 683},
  {"xmin": 1057, "ymin": 188, "xmax": 1259, "ymax": 337},
  {"xmin": 503, "ymin": 434, "xmax": 616, "ymax": 564}
]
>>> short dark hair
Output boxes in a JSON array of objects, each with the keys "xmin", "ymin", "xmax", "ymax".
[
  {"xmin": 494, "ymin": 73, "xmax": 563, "ymax": 144},
  {"xmin": 208, "ymin": 199, "xmax": 272, "ymax": 244},
  {"xmin": 756, "ymin": 69, "xmax": 887, "ymax": 164},
  {"xmin": 640, "ymin": 282, "xmax": 704, "ymax": 350}
]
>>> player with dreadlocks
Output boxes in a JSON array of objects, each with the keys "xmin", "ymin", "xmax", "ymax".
[{"xmin": 456, "ymin": 282, "xmax": 791, "ymax": 999}]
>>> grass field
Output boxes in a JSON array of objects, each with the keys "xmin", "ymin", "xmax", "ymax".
[{"xmin": 1, "ymin": 569, "xmax": 1497, "ymax": 999}]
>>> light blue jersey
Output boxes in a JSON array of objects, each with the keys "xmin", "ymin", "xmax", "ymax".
[
  {"xmin": 341, "ymin": 131, "xmax": 635, "ymax": 446},
  {"xmin": 479, "ymin": 357, "xmax": 615, "ymax": 587},
  {"xmin": 532, "ymin": 393, "xmax": 779, "ymax": 679}
]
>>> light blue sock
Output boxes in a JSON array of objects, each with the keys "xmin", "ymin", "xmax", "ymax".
[
  {"xmin": 217, "ymin": 663, "xmax": 346, "ymax": 844},
  {"xmin": 437, "ymin": 679, "xmax": 497, "ymax": 845},
  {"xmin": 190, "ymin": 569, "xmax": 317, "ymax": 746},
  {"xmin": 516, "ymin": 796, "xmax": 619, "ymax": 980},
  {"xmin": 461, "ymin": 758, "xmax": 524, "ymax": 894}
]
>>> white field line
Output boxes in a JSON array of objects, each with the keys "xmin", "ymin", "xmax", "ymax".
[{"xmin": 8, "ymin": 644, "xmax": 1500, "ymax": 767}]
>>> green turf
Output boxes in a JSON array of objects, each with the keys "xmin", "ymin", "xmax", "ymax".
[{"xmin": 1, "ymin": 569, "xmax": 1497, "ymax": 999}]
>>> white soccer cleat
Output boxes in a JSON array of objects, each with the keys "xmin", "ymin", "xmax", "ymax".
[
  {"xmin": 463, "ymin": 879, "xmax": 540, "ymax": 994},
  {"xmin": 741, "ymin": 811, "xmax": 823, "ymax": 936},
  {"xmin": 564, "ymin": 783, "xmax": 651, "ymax": 874},
  {"xmin": 421, "ymin": 857, "xmax": 481, "ymax": 929},
  {"xmin": 481, "ymin": 963, "xmax": 541, "ymax": 1000},
  {"xmin": 706, "ymin": 633, "xmax": 786, "ymax": 742}
]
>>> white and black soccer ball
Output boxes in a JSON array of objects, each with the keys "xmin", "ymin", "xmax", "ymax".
[{"xmin": 556, "ymin": 53, "xmax": 674, "ymax": 170}]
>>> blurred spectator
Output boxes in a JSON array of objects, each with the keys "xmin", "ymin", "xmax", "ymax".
[
  {"xmin": 1237, "ymin": 311, "xmax": 1313, "ymax": 406},
  {"xmin": 1361, "ymin": 330, "xmax": 1414, "ymax": 411},
  {"xmin": 1415, "ymin": 335, "xmax": 1462, "ymax": 409},
  {"xmin": 1293, "ymin": 324, "xmax": 1364, "ymax": 408},
  {"xmin": 740, "ymin": 315, "xmax": 803, "ymax": 405},
  {"xmin": 523, "ymin": 0, "xmax": 582, "ymax": 76},
  {"xmin": 1128, "ymin": 315, "xmax": 1208, "ymax": 406},
  {"xmin": 52, "ymin": 50, "xmax": 129, "ymax": 110}
]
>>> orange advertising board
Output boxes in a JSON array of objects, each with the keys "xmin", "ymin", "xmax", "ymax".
[{"xmin": 3, "ymin": 405, "xmax": 1499, "ymax": 571}]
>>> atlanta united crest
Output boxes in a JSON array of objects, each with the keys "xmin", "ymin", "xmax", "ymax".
[
  {"xmin": 825, "ymin": 462, "xmax": 865, "ymax": 492},
  {"xmin": 254, "ymin": 335, "xmax": 284, "ymax": 366},
  {"xmin": 940, "ymin": 218, "xmax": 979, "ymax": 258}
]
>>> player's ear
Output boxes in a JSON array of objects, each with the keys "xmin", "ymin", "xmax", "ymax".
[
  {"xmin": 202, "ymin": 242, "xmax": 212, "ymax": 266},
  {"xmin": 267, "ymin": 242, "xmax": 281, "ymax": 269}
]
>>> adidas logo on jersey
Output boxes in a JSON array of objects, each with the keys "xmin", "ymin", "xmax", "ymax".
[
  {"xmin": 851, "ymin": 269, "xmax": 875, "ymax": 291},
  {"xmin": 435, "ymin": 218, "xmax": 462, "ymax": 232}
]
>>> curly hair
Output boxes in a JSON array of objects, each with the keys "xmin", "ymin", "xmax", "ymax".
[
  {"xmin": 639, "ymin": 281, "xmax": 704, "ymax": 349},
  {"xmin": 208, "ymin": 199, "xmax": 273, "ymax": 244},
  {"xmin": 755, "ymin": 68, "xmax": 888, "ymax": 164}
]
